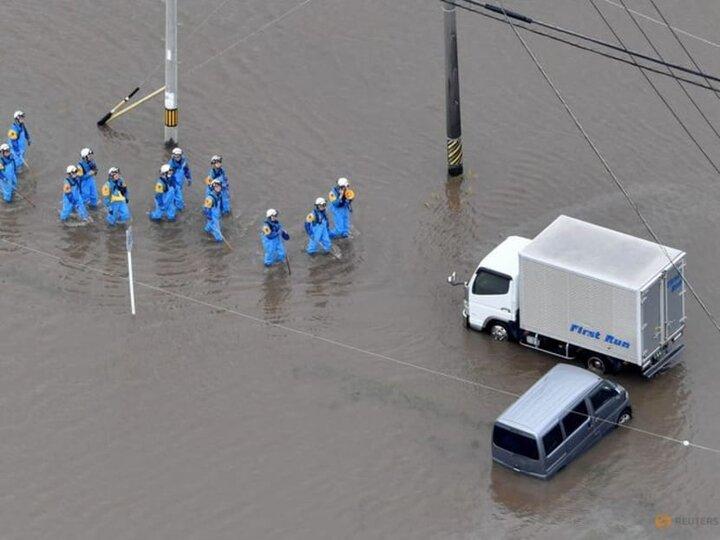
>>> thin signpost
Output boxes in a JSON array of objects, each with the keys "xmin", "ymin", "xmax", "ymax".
[{"xmin": 126, "ymin": 226, "xmax": 136, "ymax": 316}]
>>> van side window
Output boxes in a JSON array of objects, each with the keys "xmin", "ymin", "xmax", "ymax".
[
  {"xmin": 493, "ymin": 425, "xmax": 539, "ymax": 460},
  {"xmin": 542, "ymin": 424, "xmax": 564, "ymax": 456},
  {"xmin": 472, "ymin": 270, "xmax": 510, "ymax": 295},
  {"xmin": 561, "ymin": 400, "xmax": 589, "ymax": 436},
  {"xmin": 590, "ymin": 384, "xmax": 620, "ymax": 412}
]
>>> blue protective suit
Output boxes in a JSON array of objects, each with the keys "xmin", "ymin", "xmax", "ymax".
[
  {"xmin": 149, "ymin": 175, "xmax": 177, "ymax": 221},
  {"xmin": 261, "ymin": 219, "xmax": 289, "ymax": 266},
  {"xmin": 60, "ymin": 176, "xmax": 89, "ymax": 221},
  {"xmin": 304, "ymin": 208, "xmax": 332, "ymax": 254},
  {"xmin": 207, "ymin": 166, "xmax": 231, "ymax": 215},
  {"xmin": 102, "ymin": 177, "xmax": 131, "ymax": 226},
  {"xmin": 7, "ymin": 121, "xmax": 30, "ymax": 167},
  {"xmin": 0, "ymin": 154, "xmax": 17, "ymax": 203},
  {"xmin": 76, "ymin": 158, "xmax": 99, "ymax": 208},
  {"xmin": 169, "ymin": 155, "xmax": 192, "ymax": 211},
  {"xmin": 203, "ymin": 191, "xmax": 224, "ymax": 242},
  {"xmin": 328, "ymin": 186, "xmax": 353, "ymax": 238}
]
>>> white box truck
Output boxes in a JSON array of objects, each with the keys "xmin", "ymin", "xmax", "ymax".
[{"xmin": 455, "ymin": 215, "xmax": 686, "ymax": 377}]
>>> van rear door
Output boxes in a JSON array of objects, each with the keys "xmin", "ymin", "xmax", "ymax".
[{"xmin": 492, "ymin": 424, "xmax": 543, "ymax": 477}]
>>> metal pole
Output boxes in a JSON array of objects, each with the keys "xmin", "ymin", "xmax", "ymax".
[
  {"xmin": 126, "ymin": 227, "xmax": 136, "ymax": 316},
  {"xmin": 164, "ymin": 0, "xmax": 179, "ymax": 144},
  {"xmin": 444, "ymin": 3, "xmax": 463, "ymax": 177}
]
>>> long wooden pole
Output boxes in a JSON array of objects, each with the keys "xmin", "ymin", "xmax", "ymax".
[{"xmin": 106, "ymin": 86, "xmax": 166, "ymax": 124}]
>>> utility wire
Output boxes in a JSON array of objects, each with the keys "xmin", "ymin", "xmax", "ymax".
[
  {"xmin": 586, "ymin": 0, "xmax": 720, "ymax": 176},
  {"xmin": 612, "ymin": 0, "xmax": 720, "ymax": 141},
  {"xmin": 598, "ymin": 0, "xmax": 720, "ymax": 50},
  {"xmin": 185, "ymin": 0, "xmax": 313, "ymax": 76},
  {"xmin": 438, "ymin": 1, "xmax": 719, "ymax": 93},
  {"xmin": 645, "ymin": 0, "xmax": 720, "ymax": 102},
  {"xmin": 135, "ymin": 0, "xmax": 238, "ymax": 89},
  {"xmin": 487, "ymin": 0, "xmax": 720, "ymax": 335},
  {"xmin": 1, "ymin": 234, "xmax": 718, "ymax": 454},
  {"xmin": 458, "ymin": 1, "xmax": 720, "ymax": 86}
]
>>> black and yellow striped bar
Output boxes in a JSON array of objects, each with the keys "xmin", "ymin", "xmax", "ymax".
[
  {"xmin": 164, "ymin": 108, "xmax": 178, "ymax": 127},
  {"xmin": 447, "ymin": 136, "xmax": 463, "ymax": 176}
]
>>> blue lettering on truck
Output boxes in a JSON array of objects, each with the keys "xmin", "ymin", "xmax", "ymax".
[
  {"xmin": 569, "ymin": 323, "xmax": 631, "ymax": 349},
  {"xmin": 667, "ymin": 275, "xmax": 683, "ymax": 293}
]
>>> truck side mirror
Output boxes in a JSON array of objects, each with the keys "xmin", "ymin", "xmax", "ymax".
[{"xmin": 447, "ymin": 271, "xmax": 467, "ymax": 287}]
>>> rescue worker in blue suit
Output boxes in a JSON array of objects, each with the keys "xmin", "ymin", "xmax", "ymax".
[
  {"xmin": 149, "ymin": 164, "xmax": 177, "ymax": 221},
  {"xmin": 261, "ymin": 208, "xmax": 290, "ymax": 267},
  {"xmin": 205, "ymin": 155, "xmax": 231, "ymax": 216},
  {"xmin": 76, "ymin": 147, "xmax": 99, "ymax": 209},
  {"xmin": 304, "ymin": 197, "xmax": 332, "ymax": 255},
  {"xmin": 168, "ymin": 147, "xmax": 192, "ymax": 211},
  {"xmin": 101, "ymin": 167, "xmax": 131, "ymax": 226},
  {"xmin": 203, "ymin": 179, "xmax": 224, "ymax": 242},
  {"xmin": 328, "ymin": 177, "xmax": 355, "ymax": 238},
  {"xmin": 0, "ymin": 143, "xmax": 18, "ymax": 203},
  {"xmin": 7, "ymin": 110, "xmax": 30, "ymax": 168},
  {"xmin": 60, "ymin": 165, "xmax": 90, "ymax": 222}
]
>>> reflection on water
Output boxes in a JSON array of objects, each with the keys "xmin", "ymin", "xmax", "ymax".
[{"xmin": 259, "ymin": 267, "xmax": 291, "ymax": 322}]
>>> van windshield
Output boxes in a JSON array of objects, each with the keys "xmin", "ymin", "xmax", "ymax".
[{"xmin": 493, "ymin": 425, "xmax": 539, "ymax": 460}]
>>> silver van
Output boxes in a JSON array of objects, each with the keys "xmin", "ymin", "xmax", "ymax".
[{"xmin": 492, "ymin": 364, "xmax": 631, "ymax": 479}]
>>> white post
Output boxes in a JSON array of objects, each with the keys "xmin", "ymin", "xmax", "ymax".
[
  {"xmin": 164, "ymin": 0, "xmax": 179, "ymax": 144},
  {"xmin": 126, "ymin": 227, "xmax": 136, "ymax": 316}
]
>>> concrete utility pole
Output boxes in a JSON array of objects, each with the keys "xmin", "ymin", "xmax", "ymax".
[
  {"xmin": 444, "ymin": 3, "xmax": 463, "ymax": 177},
  {"xmin": 164, "ymin": 0, "xmax": 179, "ymax": 144}
]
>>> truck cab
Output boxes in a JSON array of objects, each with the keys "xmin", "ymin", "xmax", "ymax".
[{"xmin": 464, "ymin": 236, "xmax": 531, "ymax": 340}]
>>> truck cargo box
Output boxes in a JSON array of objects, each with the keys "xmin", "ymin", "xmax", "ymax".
[{"xmin": 518, "ymin": 216, "xmax": 685, "ymax": 367}]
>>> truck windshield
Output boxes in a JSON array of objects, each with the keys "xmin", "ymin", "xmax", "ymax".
[
  {"xmin": 493, "ymin": 425, "xmax": 539, "ymax": 460},
  {"xmin": 473, "ymin": 270, "xmax": 510, "ymax": 295}
]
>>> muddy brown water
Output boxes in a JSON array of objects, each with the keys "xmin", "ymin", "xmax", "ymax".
[{"xmin": 2, "ymin": 0, "xmax": 720, "ymax": 538}]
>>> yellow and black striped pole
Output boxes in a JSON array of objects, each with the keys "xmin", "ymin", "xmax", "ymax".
[
  {"xmin": 164, "ymin": 0, "xmax": 179, "ymax": 144},
  {"xmin": 444, "ymin": 3, "xmax": 463, "ymax": 177}
]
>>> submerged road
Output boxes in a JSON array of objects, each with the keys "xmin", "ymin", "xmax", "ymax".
[{"xmin": 1, "ymin": 0, "xmax": 720, "ymax": 537}]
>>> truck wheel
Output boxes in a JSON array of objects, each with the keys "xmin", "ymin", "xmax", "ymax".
[
  {"xmin": 586, "ymin": 355, "xmax": 608, "ymax": 375},
  {"xmin": 489, "ymin": 323, "xmax": 510, "ymax": 342},
  {"xmin": 616, "ymin": 407, "xmax": 632, "ymax": 426},
  {"xmin": 465, "ymin": 313, "xmax": 471, "ymax": 330}
]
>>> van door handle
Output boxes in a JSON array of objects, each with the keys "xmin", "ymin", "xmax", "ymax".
[{"xmin": 501, "ymin": 308, "xmax": 511, "ymax": 313}]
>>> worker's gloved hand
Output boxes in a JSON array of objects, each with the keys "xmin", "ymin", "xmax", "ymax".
[{"xmin": 282, "ymin": 231, "xmax": 290, "ymax": 241}]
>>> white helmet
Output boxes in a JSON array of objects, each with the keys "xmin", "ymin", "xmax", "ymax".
[
  {"xmin": 80, "ymin": 147, "xmax": 93, "ymax": 158},
  {"xmin": 160, "ymin": 164, "xmax": 172, "ymax": 175},
  {"xmin": 266, "ymin": 208, "xmax": 278, "ymax": 218},
  {"xmin": 337, "ymin": 177, "xmax": 349, "ymax": 187},
  {"xmin": 315, "ymin": 197, "xmax": 326, "ymax": 206},
  {"xmin": 172, "ymin": 147, "xmax": 183, "ymax": 156},
  {"xmin": 66, "ymin": 165, "xmax": 78, "ymax": 175},
  {"xmin": 210, "ymin": 155, "xmax": 222, "ymax": 163},
  {"xmin": 13, "ymin": 110, "xmax": 24, "ymax": 119},
  {"xmin": 108, "ymin": 167, "xmax": 120, "ymax": 175},
  {"xmin": 0, "ymin": 143, "xmax": 9, "ymax": 152}
]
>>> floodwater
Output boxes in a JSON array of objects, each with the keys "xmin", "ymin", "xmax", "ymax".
[{"xmin": 2, "ymin": 0, "xmax": 720, "ymax": 538}]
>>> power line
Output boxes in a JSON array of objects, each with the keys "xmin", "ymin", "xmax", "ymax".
[
  {"xmin": 586, "ymin": 0, "xmax": 720, "ymax": 176},
  {"xmin": 598, "ymin": 0, "xmax": 720, "ymax": 50},
  {"xmin": 0, "ymin": 234, "xmax": 717, "ymax": 454},
  {"xmin": 486, "ymin": 0, "xmax": 720, "ymax": 335},
  {"xmin": 458, "ymin": 1, "xmax": 720, "ymax": 87},
  {"xmin": 185, "ymin": 0, "xmax": 314, "ymax": 76},
  {"xmin": 438, "ymin": 1, "xmax": 719, "ymax": 93},
  {"xmin": 611, "ymin": 0, "xmax": 720, "ymax": 141},
  {"xmin": 644, "ymin": 0, "xmax": 720, "ymax": 102}
]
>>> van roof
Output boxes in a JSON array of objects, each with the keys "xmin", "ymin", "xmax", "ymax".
[
  {"xmin": 496, "ymin": 364, "xmax": 601, "ymax": 436},
  {"xmin": 519, "ymin": 215, "xmax": 685, "ymax": 290},
  {"xmin": 479, "ymin": 235, "xmax": 532, "ymax": 279}
]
